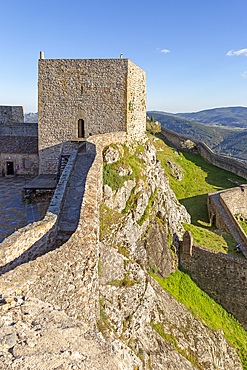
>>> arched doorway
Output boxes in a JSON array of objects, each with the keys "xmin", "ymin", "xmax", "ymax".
[{"xmin": 78, "ymin": 119, "xmax": 85, "ymax": 138}]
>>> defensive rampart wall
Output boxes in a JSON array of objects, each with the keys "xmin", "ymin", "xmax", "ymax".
[
  {"xmin": 160, "ymin": 127, "xmax": 247, "ymax": 180},
  {"xmin": 0, "ymin": 131, "xmax": 130, "ymax": 328},
  {"xmin": 180, "ymin": 239, "xmax": 247, "ymax": 329}
]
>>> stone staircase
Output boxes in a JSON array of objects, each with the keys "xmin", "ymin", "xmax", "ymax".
[
  {"xmin": 56, "ymin": 154, "xmax": 70, "ymax": 184},
  {"xmin": 56, "ymin": 149, "xmax": 95, "ymax": 246},
  {"xmin": 210, "ymin": 192, "xmax": 247, "ymax": 258}
]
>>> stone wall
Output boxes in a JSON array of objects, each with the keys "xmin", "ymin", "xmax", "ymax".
[
  {"xmin": 38, "ymin": 58, "xmax": 146, "ymax": 174},
  {"xmin": 220, "ymin": 185, "xmax": 247, "ymax": 217},
  {"xmin": 220, "ymin": 186, "xmax": 247, "ymax": 247},
  {"xmin": 126, "ymin": 60, "xmax": 146, "ymax": 134},
  {"xmin": 0, "ymin": 146, "xmax": 79, "ymax": 275},
  {"xmin": 160, "ymin": 126, "xmax": 247, "ymax": 180},
  {"xmin": 0, "ymin": 122, "xmax": 37, "ymax": 137},
  {"xmin": 180, "ymin": 242, "xmax": 247, "ymax": 329},
  {"xmin": 0, "ymin": 131, "xmax": 127, "ymax": 329},
  {"xmin": 0, "ymin": 122, "xmax": 38, "ymax": 176},
  {"xmin": 0, "ymin": 106, "xmax": 24, "ymax": 124},
  {"xmin": 207, "ymin": 186, "xmax": 247, "ymax": 251},
  {"xmin": 207, "ymin": 191, "xmax": 230, "ymax": 231},
  {"xmin": 0, "ymin": 153, "xmax": 39, "ymax": 177}
]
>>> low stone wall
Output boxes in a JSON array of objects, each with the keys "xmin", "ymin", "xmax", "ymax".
[
  {"xmin": 160, "ymin": 127, "xmax": 247, "ymax": 180},
  {"xmin": 0, "ymin": 131, "xmax": 132, "ymax": 328},
  {"xmin": 220, "ymin": 186, "xmax": 247, "ymax": 247},
  {"xmin": 180, "ymin": 238, "xmax": 247, "ymax": 329},
  {"xmin": 207, "ymin": 192, "xmax": 230, "ymax": 232},
  {"xmin": 0, "ymin": 106, "xmax": 24, "ymax": 124},
  {"xmin": 0, "ymin": 147, "xmax": 79, "ymax": 275}
]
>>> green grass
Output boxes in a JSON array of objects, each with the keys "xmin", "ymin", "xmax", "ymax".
[
  {"xmin": 238, "ymin": 218, "xmax": 247, "ymax": 235},
  {"xmin": 106, "ymin": 274, "xmax": 139, "ymax": 288},
  {"xmin": 103, "ymin": 144, "xmax": 145, "ymax": 191},
  {"xmin": 183, "ymin": 223, "xmax": 246, "ymax": 259},
  {"xmin": 99, "ymin": 204, "xmax": 122, "ymax": 242},
  {"xmin": 153, "ymin": 136, "xmax": 246, "ymax": 224},
  {"xmin": 152, "ymin": 135, "xmax": 247, "ymax": 257},
  {"xmin": 149, "ymin": 270, "xmax": 247, "ymax": 369},
  {"xmin": 137, "ymin": 187, "xmax": 157, "ymax": 226}
]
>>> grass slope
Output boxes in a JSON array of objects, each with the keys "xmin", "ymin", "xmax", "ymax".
[
  {"xmin": 152, "ymin": 135, "xmax": 247, "ymax": 258},
  {"xmin": 149, "ymin": 270, "xmax": 247, "ymax": 369}
]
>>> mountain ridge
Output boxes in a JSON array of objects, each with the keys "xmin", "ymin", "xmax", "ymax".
[{"xmin": 148, "ymin": 106, "xmax": 247, "ymax": 128}]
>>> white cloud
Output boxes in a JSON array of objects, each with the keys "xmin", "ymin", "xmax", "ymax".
[
  {"xmin": 227, "ymin": 48, "xmax": 247, "ymax": 56},
  {"xmin": 161, "ymin": 49, "xmax": 170, "ymax": 53},
  {"xmin": 241, "ymin": 71, "xmax": 247, "ymax": 79}
]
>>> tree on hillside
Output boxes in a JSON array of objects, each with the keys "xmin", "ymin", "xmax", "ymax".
[{"xmin": 146, "ymin": 117, "xmax": 161, "ymax": 135}]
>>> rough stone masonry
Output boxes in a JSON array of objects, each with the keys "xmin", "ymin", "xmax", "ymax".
[{"xmin": 38, "ymin": 57, "xmax": 146, "ymax": 174}]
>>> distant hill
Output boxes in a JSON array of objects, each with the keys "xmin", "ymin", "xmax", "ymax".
[
  {"xmin": 25, "ymin": 112, "xmax": 38, "ymax": 123},
  {"xmin": 214, "ymin": 130, "xmax": 247, "ymax": 160},
  {"xmin": 147, "ymin": 112, "xmax": 235, "ymax": 147},
  {"xmin": 149, "ymin": 106, "xmax": 247, "ymax": 128},
  {"xmin": 147, "ymin": 112, "xmax": 247, "ymax": 160}
]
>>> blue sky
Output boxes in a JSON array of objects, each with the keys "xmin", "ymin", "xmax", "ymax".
[{"xmin": 0, "ymin": 0, "xmax": 247, "ymax": 113}]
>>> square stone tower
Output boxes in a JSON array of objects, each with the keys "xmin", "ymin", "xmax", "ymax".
[{"xmin": 38, "ymin": 57, "xmax": 146, "ymax": 174}]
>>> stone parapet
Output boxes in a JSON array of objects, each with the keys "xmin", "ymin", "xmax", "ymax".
[{"xmin": 0, "ymin": 145, "xmax": 79, "ymax": 275}]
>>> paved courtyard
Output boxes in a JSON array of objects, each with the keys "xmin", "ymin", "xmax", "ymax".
[{"xmin": 0, "ymin": 177, "xmax": 41, "ymax": 243}]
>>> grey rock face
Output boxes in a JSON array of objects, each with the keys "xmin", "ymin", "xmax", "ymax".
[
  {"xmin": 103, "ymin": 142, "xmax": 190, "ymax": 241},
  {"xmin": 103, "ymin": 179, "xmax": 136, "ymax": 212},
  {"xmin": 0, "ymin": 298, "xmax": 142, "ymax": 370},
  {"xmin": 103, "ymin": 146, "xmax": 120, "ymax": 164},
  {"xmin": 117, "ymin": 165, "xmax": 132, "ymax": 176},
  {"xmin": 167, "ymin": 159, "xmax": 184, "ymax": 181},
  {"xmin": 98, "ymin": 241, "xmax": 242, "ymax": 370}
]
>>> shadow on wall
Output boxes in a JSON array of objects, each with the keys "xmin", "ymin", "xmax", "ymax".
[
  {"xmin": 0, "ymin": 224, "xmax": 58, "ymax": 276},
  {"xmin": 39, "ymin": 141, "xmax": 81, "ymax": 175},
  {"xmin": 0, "ymin": 142, "xmax": 96, "ymax": 277}
]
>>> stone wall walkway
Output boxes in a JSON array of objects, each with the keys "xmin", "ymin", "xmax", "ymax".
[
  {"xmin": 57, "ymin": 149, "xmax": 96, "ymax": 246},
  {"xmin": 210, "ymin": 192, "xmax": 247, "ymax": 258}
]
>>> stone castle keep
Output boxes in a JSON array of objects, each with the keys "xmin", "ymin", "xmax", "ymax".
[{"xmin": 38, "ymin": 57, "xmax": 146, "ymax": 174}]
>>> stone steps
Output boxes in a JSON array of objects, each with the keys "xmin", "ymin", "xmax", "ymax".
[
  {"xmin": 211, "ymin": 192, "xmax": 247, "ymax": 258},
  {"xmin": 56, "ymin": 150, "xmax": 95, "ymax": 245}
]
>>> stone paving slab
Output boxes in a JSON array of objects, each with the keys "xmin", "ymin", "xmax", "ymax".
[{"xmin": 0, "ymin": 177, "xmax": 41, "ymax": 243}]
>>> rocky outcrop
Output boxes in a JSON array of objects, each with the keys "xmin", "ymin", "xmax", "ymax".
[
  {"xmin": 0, "ymin": 297, "xmax": 142, "ymax": 370},
  {"xmin": 98, "ymin": 241, "xmax": 242, "ymax": 369},
  {"xmin": 98, "ymin": 138, "xmax": 242, "ymax": 369}
]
